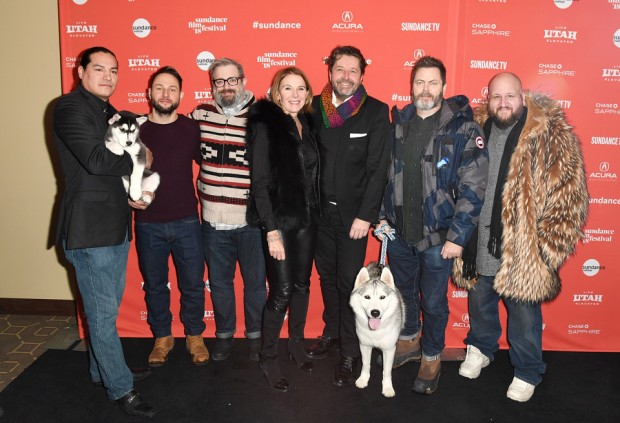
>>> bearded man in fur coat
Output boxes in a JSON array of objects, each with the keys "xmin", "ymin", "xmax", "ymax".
[{"xmin": 453, "ymin": 72, "xmax": 588, "ymax": 402}]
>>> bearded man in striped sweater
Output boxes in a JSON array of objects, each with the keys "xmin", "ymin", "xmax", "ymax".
[{"xmin": 189, "ymin": 58, "xmax": 266, "ymax": 362}]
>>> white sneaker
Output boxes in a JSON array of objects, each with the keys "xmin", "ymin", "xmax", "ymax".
[
  {"xmin": 459, "ymin": 345, "xmax": 490, "ymax": 379},
  {"xmin": 506, "ymin": 377, "xmax": 535, "ymax": 402}
]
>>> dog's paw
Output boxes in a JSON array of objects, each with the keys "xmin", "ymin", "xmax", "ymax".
[
  {"xmin": 355, "ymin": 376, "xmax": 369, "ymax": 389},
  {"xmin": 140, "ymin": 194, "xmax": 152, "ymax": 205},
  {"xmin": 382, "ymin": 386, "xmax": 396, "ymax": 398}
]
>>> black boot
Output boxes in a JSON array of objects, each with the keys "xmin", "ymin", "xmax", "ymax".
[
  {"xmin": 259, "ymin": 352, "xmax": 290, "ymax": 392},
  {"xmin": 287, "ymin": 339, "xmax": 313, "ymax": 373}
]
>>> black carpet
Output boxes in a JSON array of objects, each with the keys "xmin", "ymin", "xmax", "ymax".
[{"xmin": 0, "ymin": 338, "xmax": 618, "ymax": 423}]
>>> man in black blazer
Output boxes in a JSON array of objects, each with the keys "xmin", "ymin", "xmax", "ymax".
[
  {"xmin": 54, "ymin": 46, "xmax": 155, "ymax": 418},
  {"xmin": 307, "ymin": 45, "xmax": 390, "ymax": 387}
]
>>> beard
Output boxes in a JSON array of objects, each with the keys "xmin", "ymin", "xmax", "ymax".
[
  {"xmin": 332, "ymin": 78, "xmax": 359, "ymax": 100},
  {"xmin": 414, "ymin": 91, "xmax": 443, "ymax": 111},
  {"xmin": 151, "ymin": 99, "xmax": 179, "ymax": 115},
  {"xmin": 489, "ymin": 104, "xmax": 523, "ymax": 129},
  {"xmin": 214, "ymin": 88, "xmax": 244, "ymax": 108}
]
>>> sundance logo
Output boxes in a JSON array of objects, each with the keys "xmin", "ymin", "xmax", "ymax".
[
  {"xmin": 470, "ymin": 59, "xmax": 508, "ymax": 70},
  {"xmin": 582, "ymin": 259, "xmax": 605, "ymax": 277},
  {"xmin": 591, "ymin": 136, "xmax": 619, "ymax": 146},
  {"xmin": 401, "ymin": 22, "xmax": 440, "ymax": 32},
  {"xmin": 188, "ymin": 17, "xmax": 227, "ymax": 34},
  {"xmin": 583, "ymin": 228, "xmax": 614, "ymax": 244},
  {"xmin": 196, "ymin": 51, "xmax": 215, "ymax": 71},
  {"xmin": 133, "ymin": 18, "xmax": 156, "ymax": 38}
]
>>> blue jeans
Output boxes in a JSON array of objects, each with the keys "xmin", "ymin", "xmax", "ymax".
[
  {"xmin": 465, "ymin": 275, "xmax": 546, "ymax": 385},
  {"xmin": 136, "ymin": 216, "xmax": 206, "ymax": 337},
  {"xmin": 202, "ymin": 222, "xmax": 266, "ymax": 339},
  {"xmin": 63, "ymin": 237, "xmax": 132, "ymax": 401},
  {"xmin": 387, "ymin": 240, "xmax": 452, "ymax": 358}
]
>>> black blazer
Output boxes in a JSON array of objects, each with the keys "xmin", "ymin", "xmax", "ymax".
[
  {"xmin": 311, "ymin": 94, "xmax": 391, "ymax": 230},
  {"xmin": 54, "ymin": 85, "xmax": 133, "ymax": 249}
]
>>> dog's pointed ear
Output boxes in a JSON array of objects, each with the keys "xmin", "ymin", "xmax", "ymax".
[
  {"xmin": 136, "ymin": 115, "xmax": 148, "ymax": 126},
  {"xmin": 380, "ymin": 266, "xmax": 395, "ymax": 289},
  {"xmin": 354, "ymin": 267, "xmax": 370, "ymax": 289},
  {"xmin": 108, "ymin": 113, "xmax": 121, "ymax": 125}
]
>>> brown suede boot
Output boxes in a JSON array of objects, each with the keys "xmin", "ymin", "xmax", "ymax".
[
  {"xmin": 392, "ymin": 337, "xmax": 422, "ymax": 368},
  {"xmin": 186, "ymin": 335, "xmax": 209, "ymax": 366},
  {"xmin": 412, "ymin": 356, "xmax": 441, "ymax": 395},
  {"xmin": 148, "ymin": 336, "xmax": 174, "ymax": 367}
]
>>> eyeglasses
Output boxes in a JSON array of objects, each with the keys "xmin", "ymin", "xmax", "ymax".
[{"xmin": 212, "ymin": 77, "xmax": 242, "ymax": 87}]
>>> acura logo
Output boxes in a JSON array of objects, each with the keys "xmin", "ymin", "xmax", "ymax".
[
  {"xmin": 342, "ymin": 11, "xmax": 353, "ymax": 22},
  {"xmin": 600, "ymin": 162, "xmax": 610, "ymax": 172},
  {"xmin": 413, "ymin": 49, "xmax": 425, "ymax": 60},
  {"xmin": 481, "ymin": 86, "xmax": 489, "ymax": 97}
]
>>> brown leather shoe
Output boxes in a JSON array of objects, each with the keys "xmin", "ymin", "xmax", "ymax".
[
  {"xmin": 186, "ymin": 335, "xmax": 209, "ymax": 365},
  {"xmin": 413, "ymin": 356, "xmax": 441, "ymax": 395},
  {"xmin": 148, "ymin": 336, "xmax": 174, "ymax": 367},
  {"xmin": 393, "ymin": 337, "xmax": 422, "ymax": 368}
]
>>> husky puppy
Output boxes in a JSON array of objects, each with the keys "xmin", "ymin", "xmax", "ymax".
[
  {"xmin": 350, "ymin": 262, "xmax": 405, "ymax": 397},
  {"xmin": 105, "ymin": 111, "xmax": 160, "ymax": 204}
]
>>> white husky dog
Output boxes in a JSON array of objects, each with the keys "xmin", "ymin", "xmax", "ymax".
[
  {"xmin": 350, "ymin": 262, "xmax": 405, "ymax": 397},
  {"xmin": 105, "ymin": 111, "xmax": 160, "ymax": 204}
]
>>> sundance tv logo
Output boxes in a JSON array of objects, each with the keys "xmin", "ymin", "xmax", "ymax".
[{"xmin": 591, "ymin": 136, "xmax": 619, "ymax": 146}]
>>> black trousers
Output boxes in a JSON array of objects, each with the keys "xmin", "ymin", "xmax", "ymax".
[
  {"xmin": 314, "ymin": 203, "xmax": 368, "ymax": 358},
  {"xmin": 261, "ymin": 220, "xmax": 317, "ymax": 356}
]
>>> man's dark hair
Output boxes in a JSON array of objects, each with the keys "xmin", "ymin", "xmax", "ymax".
[
  {"xmin": 411, "ymin": 56, "xmax": 447, "ymax": 86},
  {"xmin": 149, "ymin": 66, "xmax": 183, "ymax": 90},
  {"xmin": 325, "ymin": 45, "xmax": 367, "ymax": 75},
  {"xmin": 79, "ymin": 46, "xmax": 117, "ymax": 68}
]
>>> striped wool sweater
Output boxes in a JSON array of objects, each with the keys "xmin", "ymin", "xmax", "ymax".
[{"xmin": 189, "ymin": 93, "xmax": 255, "ymax": 225}]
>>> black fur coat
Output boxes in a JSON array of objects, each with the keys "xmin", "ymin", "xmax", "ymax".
[{"xmin": 245, "ymin": 99, "xmax": 319, "ymax": 231}]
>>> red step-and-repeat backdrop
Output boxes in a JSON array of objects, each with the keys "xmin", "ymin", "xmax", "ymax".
[{"xmin": 58, "ymin": 0, "xmax": 620, "ymax": 351}]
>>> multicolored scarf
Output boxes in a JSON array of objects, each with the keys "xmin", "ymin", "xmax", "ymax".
[{"xmin": 319, "ymin": 82, "xmax": 367, "ymax": 128}]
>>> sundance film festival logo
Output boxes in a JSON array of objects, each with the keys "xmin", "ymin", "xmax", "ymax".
[
  {"xmin": 453, "ymin": 313, "xmax": 470, "ymax": 328},
  {"xmin": 188, "ymin": 17, "xmax": 227, "ymax": 34},
  {"xmin": 538, "ymin": 63, "xmax": 575, "ymax": 77},
  {"xmin": 573, "ymin": 292, "xmax": 603, "ymax": 306},
  {"xmin": 196, "ymin": 51, "xmax": 216, "ymax": 71},
  {"xmin": 591, "ymin": 136, "xmax": 619, "ymax": 146},
  {"xmin": 471, "ymin": 23, "xmax": 510, "ymax": 37},
  {"xmin": 568, "ymin": 324, "xmax": 601, "ymax": 335},
  {"xmin": 544, "ymin": 27, "xmax": 577, "ymax": 43},
  {"xmin": 589, "ymin": 196, "xmax": 620, "ymax": 206},
  {"xmin": 582, "ymin": 259, "xmax": 605, "ymax": 277},
  {"xmin": 470, "ymin": 59, "xmax": 508, "ymax": 70},
  {"xmin": 401, "ymin": 22, "xmax": 440, "ymax": 32},
  {"xmin": 403, "ymin": 49, "xmax": 426, "ymax": 67},
  {"xmin": 594, "ymin": 102, "xmax": 620, "ymax": 115},
  {"xmin": 132, "ymin": 18, "xmax": 156, "ymax": 38},
  {"xmin": 583, "ymin": 228, "xmax": 614, "ymax": 244},
  {"xmin": 257, "ymin": 51, "xmax": 297, "ymax": 68},
  {"xmin": 252, "ymin": 20, "xmax": 301, "ymax": 30},
  {"xmin": 602, "ymin": 66, "xmax": 620, "ymax": 82},
  {"xmin": 66, "ymin": 22, "xmax": 97, "ymax": 38},
  {"xmin": 128, "ymin": 55, "xmax": 160, "ymax": 71},
  {"xmin": 332, "ymin": 11, "xmax": 363, "ymax": 32},
  {"xmin": 589, "ymin": 161, "xmax": 618, "ymax": 181}
]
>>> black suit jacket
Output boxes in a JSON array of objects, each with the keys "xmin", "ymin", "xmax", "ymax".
[
  {"xmin": 312, "ymin": 94, "xmax": 391, "ymax": 230},
  {"xmin": 54, "ymin": 85, "xmax": 133, "ymax": 249}
]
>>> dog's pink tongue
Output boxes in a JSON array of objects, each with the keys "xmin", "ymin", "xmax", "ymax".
[{"xmin": 368, "ymin": 318, "xmax": 381, "ymax": 330}]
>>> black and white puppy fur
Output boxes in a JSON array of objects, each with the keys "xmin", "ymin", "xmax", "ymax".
[
  {"xmin": 350, "ymin": 262, "xmax": 405, "ymax": 397},
  {"xmin": 105, "ymin": 111, "xmax": 160, "ymax": 204}
]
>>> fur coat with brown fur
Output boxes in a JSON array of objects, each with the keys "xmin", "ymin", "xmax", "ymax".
[{"xmin": 453, "ymin": 92, "xmax": 588, "ymax": 302}]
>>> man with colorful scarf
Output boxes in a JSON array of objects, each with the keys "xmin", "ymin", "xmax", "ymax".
[
  {"xmin": 453, "ymin": 72, "xmax": 588, "ymax": 402},
  {"xmin": 306, "ymin": 45, "xmax": 390, "ymax": 388},
  {"xmin": 376, "ymin": 56, "xmax": 488, "ymax": 396}
]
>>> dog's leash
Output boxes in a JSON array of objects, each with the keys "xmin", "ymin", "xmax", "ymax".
[{"xmin": 373, "ymin": 223, "xmax": 395, "ymax": 267}]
